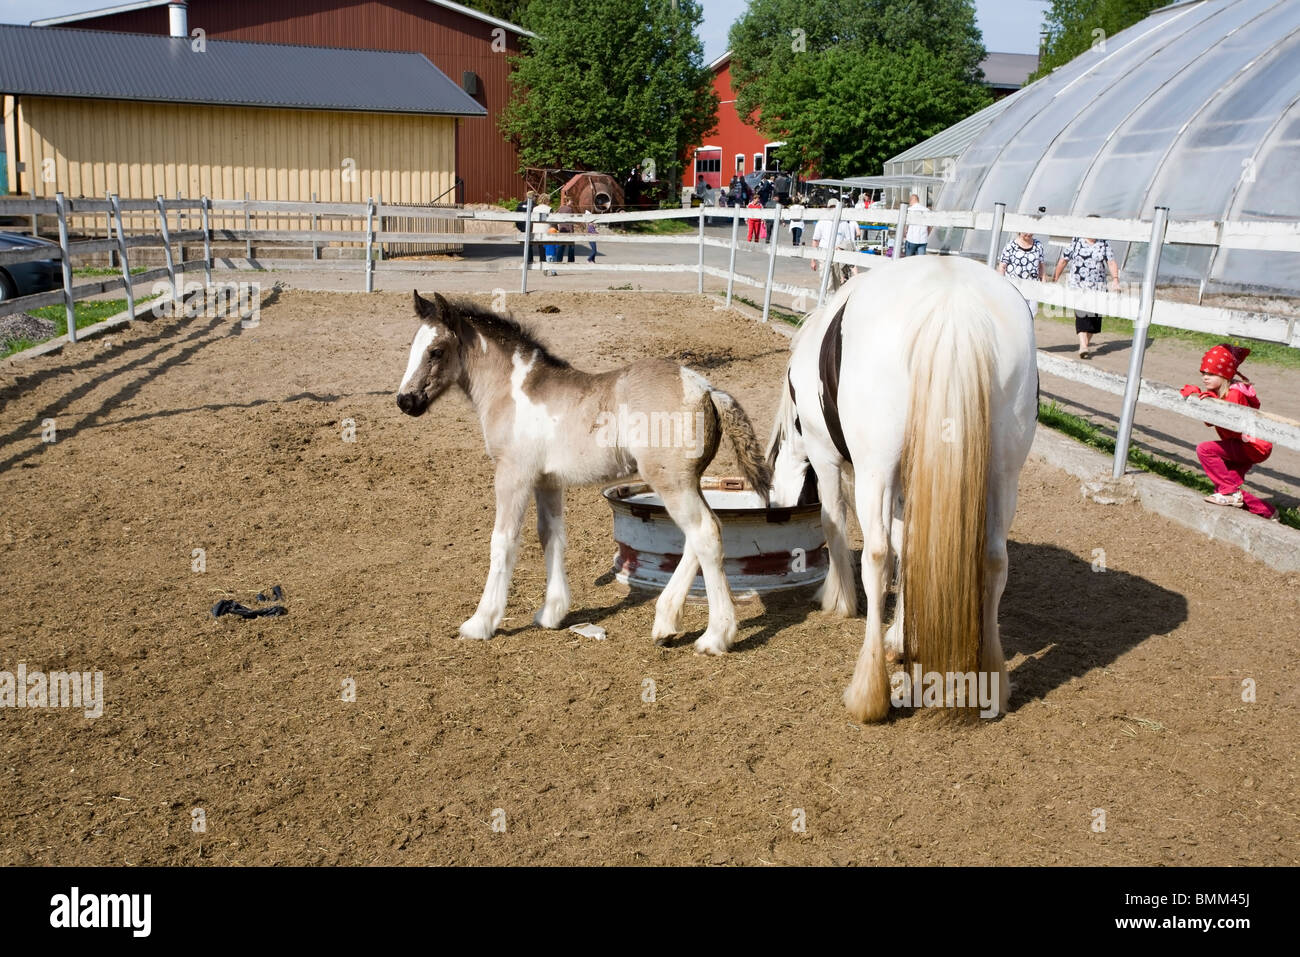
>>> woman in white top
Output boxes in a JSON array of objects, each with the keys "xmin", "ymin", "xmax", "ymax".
[
  {"xmin": 1051, "ymin": 218, "xmax": 1119, "ymax": 358},
  {"xmin": 997, "ymin": 230, "xmax": 1047, "ymax": 319}
]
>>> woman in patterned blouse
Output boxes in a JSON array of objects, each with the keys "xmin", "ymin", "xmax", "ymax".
[
  {"xmin": 997, "ymin": 230, "xmax": 1046, "ymax": 319},
  {"xmin": 1052, "ymin": 217, "xmax": 1120, "ymax": 359}
]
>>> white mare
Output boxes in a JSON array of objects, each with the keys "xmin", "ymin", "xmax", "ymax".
[{"xmin": 767, "ymin": 256, "xmax": 1038, "ymax": 722}]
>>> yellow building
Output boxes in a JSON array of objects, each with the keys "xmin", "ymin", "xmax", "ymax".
[{"xmin": 1, "ymin": 22, "xmax": 484, "ymax": 230}]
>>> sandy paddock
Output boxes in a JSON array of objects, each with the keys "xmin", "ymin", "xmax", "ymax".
[{"xmin": 0, "ymin": 288, "xmax": 1295, "ymax": 865}]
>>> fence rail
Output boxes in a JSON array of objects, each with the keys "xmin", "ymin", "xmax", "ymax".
[{"xmin": 0, "ymin": 192, "xmax": 207, "ymax": 326}]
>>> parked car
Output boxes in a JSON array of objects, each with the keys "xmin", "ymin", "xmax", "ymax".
[{"xmin": 0, "ymin": 232, "xmax": 62, "ymax": 302}]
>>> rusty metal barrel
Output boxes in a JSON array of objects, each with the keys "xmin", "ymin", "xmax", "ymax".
[{"xmin": 602, "ymin": 476, "xmax": 827, "ymax": 600}]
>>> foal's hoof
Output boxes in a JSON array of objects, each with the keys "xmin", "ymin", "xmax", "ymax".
[
  {"xmin": 693, "ymin": 631, "xmax": 731, "ymax": 656},
  {"xmin": 458, "ymin": 617, "xmax": 494, "ymax": 640}
]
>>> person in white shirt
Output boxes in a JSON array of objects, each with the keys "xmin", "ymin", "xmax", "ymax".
[
  {"xmin": 810, "ymin": 200, "xmax": 857, "ymax": 285},
  {"xmin": 904, "ymin": 192, "xmax": 930, "ymax": 257},
  {"xmin": 856, "ymin": 192, "xmax": 872, "ymax": 242},
  {"xmin": 787, "ymin": 199, "xmax": 806, "ymax": 246},
  {"xmin": 531, "ymin": 192, "xmax": 553, "ymax": 273}
]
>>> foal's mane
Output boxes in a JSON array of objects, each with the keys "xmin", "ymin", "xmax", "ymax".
[{"xmin": 432, "ymin": 298, "xmax": 570, "ymax": 369}]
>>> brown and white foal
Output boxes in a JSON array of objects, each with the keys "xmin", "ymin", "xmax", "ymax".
[{"xmin": 396, "ymin": 292, "xmax": 771, "ymax": 654}]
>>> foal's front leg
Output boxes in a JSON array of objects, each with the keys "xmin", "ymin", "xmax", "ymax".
[
  {"xmin": 533, "ymin": 482, "xmax": 570, "ymax": 629},
  {"xmin": 459, "ymin": 466, "xmax": 533, "ymax": 640}
]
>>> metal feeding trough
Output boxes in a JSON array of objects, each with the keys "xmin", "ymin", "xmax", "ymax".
[{"xmin": 602, "ymin": 476, "xmax": 827, "ymax": 601}]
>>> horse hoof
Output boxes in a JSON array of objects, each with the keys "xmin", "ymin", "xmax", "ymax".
[
  {"xmin": 534, "ymin": 604, "xmax": 567, "ymax": 629},
  {"xmin": 843, "ymin": 682, "xmax": 890, "ymax": 723},
  {"xmin": 458, "ymin": 617, "xmax": 494, "ymax": 640},
  {"xmin": 651, "ymin": 619, "xmax": 681, "ymax": 645},
  {"xmin": 693, "ymin": 632, "xmax": 730, "ymax": 656}
]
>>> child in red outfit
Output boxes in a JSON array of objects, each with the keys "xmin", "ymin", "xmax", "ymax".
[
  {"xmin": 1180, "ymin": 344, "xmax": 1277, "ymax": 519},
  {"xmin": 746, "ymin": 196, "xmax": 764, "ymax": 242}
]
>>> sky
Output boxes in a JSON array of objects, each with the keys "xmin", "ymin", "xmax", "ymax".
[
  {"xmin": 6, "ymin": 0, "xmax": 1050, "ymax": 57},
  {"xmin": 696, "ymin": 0, "xmax": 1051, "ymax": 62}
]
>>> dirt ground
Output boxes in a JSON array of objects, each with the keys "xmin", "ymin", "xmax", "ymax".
[{"xmin": 0, "ymin": 289, "xmax": 1296, "ymax": 866}]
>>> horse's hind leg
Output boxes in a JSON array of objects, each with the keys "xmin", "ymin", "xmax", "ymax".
[
  {"xmin": 884, "ymin": 510, "xmax": 905, "ymax": 661},
  {"xmin": 844, "ymin": 470, "xmax": 893, "ymax": 722},
  {"xmin": 533, "ymin": 481, "xmax": 570, "ymax": 629},
  {"xmin": 459, "ymin": 466, "xmax": 532, "ymax": 640},
  {"xmin": 811, "ymin": 456, "xmax": 856, "ymax": 618},
  {"xmin": 656, "ymin": 483, "xmax": 736, "ymax": 656},
  {"xmin": 980, "ymin": 469, "xmax": 1018, "ymax": 716}
]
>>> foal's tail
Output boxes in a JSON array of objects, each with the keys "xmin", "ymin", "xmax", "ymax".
[
  {"xmin": 709, "ymin": 389, "xmax": 772, "ymax": 506},
  {"xmin": 900, "ymin": 297, "xmax": 994, "ymax": 712}
]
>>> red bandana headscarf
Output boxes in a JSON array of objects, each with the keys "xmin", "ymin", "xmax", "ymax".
[{"xmin": 1200, "ymin": 344, "xmax": 1250, "ymax": 380}]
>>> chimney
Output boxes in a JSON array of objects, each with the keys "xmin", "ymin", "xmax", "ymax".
[{"xmin": 169, "ymin": 2, "xmax": 188, "ymax": 39}]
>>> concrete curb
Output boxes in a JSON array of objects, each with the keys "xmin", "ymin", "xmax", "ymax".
[{"xmin": 1030, "ymin": 425, "xmax": 1300, "ymax": 573}]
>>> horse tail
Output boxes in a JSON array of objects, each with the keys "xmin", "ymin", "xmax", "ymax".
[
  {"xmin": 710, "ymin": 389, "xmax": 772, "ymax": 506},
  {"xmin": 900, "ymin": 298, "xmax": 994, "ymax": 714}
]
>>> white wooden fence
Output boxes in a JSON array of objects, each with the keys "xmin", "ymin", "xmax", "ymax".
[{"xmin": 2, "ymin": 194, "xmax": 1296, "ymax": 472}]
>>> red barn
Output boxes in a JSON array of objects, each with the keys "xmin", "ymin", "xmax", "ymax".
[
  {"xmin": 687, "ymin": 50, "xmax": 1041, "ymax": 194},
  {"xmin": 32, "ymin": 0, "xmax": 531, "ymax": 204},
  {"xmin": 686, "ymin": 52, "xmax": 783, "ymax": 194}
]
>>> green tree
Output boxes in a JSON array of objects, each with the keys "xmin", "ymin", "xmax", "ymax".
[
  {"xmin": 727, "ymin": 0, "xmax": 989, "ymax": 178},
  {"xmin": 1030, "ymin": 0, "xmax": 1165, "ymax": 81},
  {"xmin": 499, "ymin": 0, "xmax": 718, "ymax": 194},
  {"xmin": 462, "ymin": 0, "xmax": 529, "ymax": 25}
]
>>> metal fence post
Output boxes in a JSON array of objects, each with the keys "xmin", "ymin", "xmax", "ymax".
[
  {"xmin": 105, "ymin": 194, "xmax": 116, "ymax": 268},
  {"xmin": 110, "ymin": 193, "xmax": 134, "ymax": 320},
  {"xmin": 761, "ymin": 205, "xmax": 780, "ymax": 322},
  {"xmin": 520, "ymin": 196, "xmax": 534, "ymax": 295},
  {"xmin": 725, "ymin": 206, "xmax": 740, "ymax": 307},
  {"xmin": 201, "ymin": 195, "xmax": 213, "ymax": 288},
  {"xmin": 311, "ymin": 191, "xmax": 319, "ymax": 261},
  {"xmin": 156, "ymin": 195, "xmax": 179, "ymax": 307},
  {"xmin": 244, "ymin": 191, "xmax": 252, "ymax": 262},
  {"xmin": 894, "ymin": 201, "xmax": 910, "ymax": 260},
  {"xmin": 55, "ymin": 192, "xmax": 76, "ymax": 344},
  {"xmin": 364, "ymin": 196, "xmax": 376, "ymax": 293},
  {"xmin": 986, "ymin": 202, "xmax": 1007, "ymax": 268},
  {"xmin": 697, "ymin": 206, "xmax": 705, "ymax": 294},
  {"xmin": 1112, "ymin": 206, "xmax": 1170, "ymax": 480},
  {"xmin": 816, "ymin": 203, "xmax": 843, "ymax": 307},
  {"xmin": 377, "ymin": 192, "xmax": 385, "ymax": 263}
]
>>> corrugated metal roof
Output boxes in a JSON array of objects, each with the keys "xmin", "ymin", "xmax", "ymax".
[
  {"xmin": 808, "ymin": 175, "xmax": 945, "ymax": 188},
  {"xmin": 885, "ymin": 89, "xmax": 1024, "ymax": 166},
  {"xmin": 0, "ymin": 23, "xmax": 487, "ymax": 116},
  {"xmin": 31, "ymin": 0, "xmax": 536, "ymax": 36}
]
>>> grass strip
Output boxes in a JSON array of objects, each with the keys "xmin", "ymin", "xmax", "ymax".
[{"xmin": 3, "ymin": 296, "xmax": 159, "ymax": 358}]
